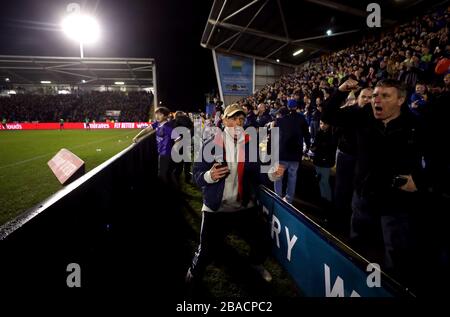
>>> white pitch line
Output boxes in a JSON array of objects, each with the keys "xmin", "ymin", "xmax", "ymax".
[{"xmin": 0, "ymin": 130, "xmax": 137, "ymax": 171}]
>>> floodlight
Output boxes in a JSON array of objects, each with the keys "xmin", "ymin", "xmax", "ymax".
[
  {"xmin": 62, "ymin": 14, "xmax": 100, "ymax": 44},
  {"xmin": 293, "ymin": 49, "xmax": 304, "ymax": 56}
]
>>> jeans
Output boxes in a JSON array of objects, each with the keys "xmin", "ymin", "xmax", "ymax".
[
  {"xmin": 310, "ymin": 119, "xmax": 319, "ymax": 142},
  {"xmin": 334, "ymin": 149, "xmax": 357, "ymax": 211},
  {"xmin": 274, "ymin": 161, "xmax": 299, "ymax": 203},
  {"xmin": 350, "ymin": 191, "xmax": 417, "ymax": 286},
  {"xmin": 314, "ymin": 165, "xmax": 332, "ymax": 202}
]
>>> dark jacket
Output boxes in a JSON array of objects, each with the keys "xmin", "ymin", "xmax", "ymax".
[
  {"xmin": 310, "ymin": 109, "xmax": 322, "ymax": 140},
  {"xmin": 256, "ymin": 112, "xmax": 272, "ymax": 128},
  {"xmin": 244, "ymin": 111, "xmax": 257, "ymax": 129},
  {"xmin": 334, "ymin": 105, "xmax": 360, "ymax": 156},
  {"xmin": 311, "ymin": 128, "xmax": 337, "ymax": 168},
  {"xmin": 409, "ymin": 93, "xmax": 428, "ymax": 117},
  {"xmin": 193, "ymin": 133, "xmax": 270, "ymax": 211},
  {"xmin": 174, "ymin": 114, "xmax": 194, "ymax": 136},
  {"xmin": 274, "ymin": 111, "xmax": 311, "ymax": 161},
  {"xmin": 335, "ymin": 126, "xmax": 358, "ymax": 156},
  {"xmin": 322, "ymin": 90, "xmax": 427, "ymax": 205}
]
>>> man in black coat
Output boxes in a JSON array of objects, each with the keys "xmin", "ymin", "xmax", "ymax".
[
  {"xmin": 322, "ymin": 78, "xmax": 426, "ymax": 289},
  {"xmin": 173, "ymin": 111, "xmax": 194, "ymax": 183},
  {"xmin": 333, "ymin": 88, "xmax": 373, "ymax": 219},
  {"xmin": 272, "ymin": 103, "xmax": 311, "ymax": 203}
]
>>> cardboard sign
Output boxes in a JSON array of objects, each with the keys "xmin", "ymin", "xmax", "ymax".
[{"xmin": 48, "ymin": 149, "xmax": 85, "ymax": 185}]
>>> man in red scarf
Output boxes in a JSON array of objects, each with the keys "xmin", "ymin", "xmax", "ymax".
[{"xmin": 185, "ymin": 104, "xmax": 284, "ymax": 293}]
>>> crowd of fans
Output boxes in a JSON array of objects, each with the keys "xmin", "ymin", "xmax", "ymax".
[
  {"xmin": 171, "ymin": 7, "xmax": 449, "ymax": 292},
  {"xmin": 0, "ymin": 91, "xmax": 153, "ymax": 123},
  {"xmin": 236, "ymin": 11, "xmax": 449, "ymax": 121},
  {"xmin": 1, "ymin": 5, "xmax": 448, "ymax": 294}
]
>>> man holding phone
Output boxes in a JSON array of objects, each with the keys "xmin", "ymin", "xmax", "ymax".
[
  {"xmin": 322, "ymin": 77, "xmax": 427, "ymax": 289},
  {"xmin": 185, "ymin": 104, "xmax": 284, "ymax": 292}
]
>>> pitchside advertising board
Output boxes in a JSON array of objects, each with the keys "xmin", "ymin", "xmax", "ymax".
[
  {"xmin": 0, "ymin": 122, "xmax": 151, "ymax": 130},
  {"xmin": 258, "ymin": 187, "xmax": 407, "ymax": 297}
]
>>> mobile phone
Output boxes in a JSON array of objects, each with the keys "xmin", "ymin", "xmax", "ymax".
[
  {"xmin": 215, "ymin": 161, "xmax": 229, "ymax": 179},
  {"xmin": 392, "ymin": 176, "xmax": 408, "ymax": 187},
  {"xmin": 215, "ymin": 161, "xmax": 228, "ymax": 168}
]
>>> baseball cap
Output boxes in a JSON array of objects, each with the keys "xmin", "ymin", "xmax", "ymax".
[
  {"xmin": 287, "ymin": 99, "xmax": 298, "ymax": 109},
  {"xmin": 223, "ymin": 104, "xmax": 245, "ymax": 118}
]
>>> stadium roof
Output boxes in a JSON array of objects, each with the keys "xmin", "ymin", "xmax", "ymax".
[
  {"xmin": 202, "ymin": 0, "xmax": 447, "ymax": 67},
  {"xmin": 0, "ymin": 55, "xmax": 155, "ymax": 87}
]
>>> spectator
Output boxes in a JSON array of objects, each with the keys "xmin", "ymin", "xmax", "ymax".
[
  {"xmin": 173, "ymin": 111, "xmax": 194, "ymax": 184},
  {"xmin": 311, "ymin": 120, "xmax": 337, "ymax": 204},
  {"xmin": 255, "ymin": 103, "xmax": 271, "ymax": 128},
  {"xmin": 273, "ymin": 101, "xmax": 311, "ymax": 203},
  {"xmin": 185, "ymin": 104, "xmax": 285, "ymax": 292},
  {"xmin": 398, "ymin": 56, "xmax": 422, "ymax": 90},
  {"xmin": 310, "ymin": 97, "xmax": 323, "ymax": 142},
  {"xmin": 322, "ymin": 78, "xmax": 427, "ymax": 288},
  {"xmin": 333, "ymin": 87, "xmax": 373, "ymax": 218},
  {"xmin": 133, "ymin": 107, "xmax": 175, "ymax": 185},
  {"xmin": 376, "ymin": 61, "xmax": 389, "ymax": 80},
  {"xmin": 409, "ymin": 82, "xmax": 429, "ymax": 117},
  {"xmin": 242, "ymin": 103, "xmax": 257, "ymax": 129},
  {"xmin": 0, "ymin": 91, "xmax": 153, "ymax": 123},
  {"xmin": 84, "ymin": 117, "xmax": 90, "ymax": 130}
]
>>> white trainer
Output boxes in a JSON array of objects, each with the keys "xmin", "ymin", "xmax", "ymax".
[{"xmin": 251, "ymin": 264, "xmax": 272, "ymax": 282}]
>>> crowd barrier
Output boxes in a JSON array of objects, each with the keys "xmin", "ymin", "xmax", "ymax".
[
  {"xmin": 259, "ymin": 186, "xmax": 414, "ymax": 297},
  {"xmin": 0, "ymin": 129, "xmax": 412, "ymax": 296}
]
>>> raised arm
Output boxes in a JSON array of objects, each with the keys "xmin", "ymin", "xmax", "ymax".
[
  {"xmin": 133, "ymin": 125, "xmax": 154, "ymax": 143},
  {"xmin": 321, "ymin": 78, "xmax": 364, "ymax": 128}
]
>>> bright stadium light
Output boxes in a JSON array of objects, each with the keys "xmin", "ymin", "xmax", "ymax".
[
  {"xmin": 326, "ymin": 29, "xmax": 333, "ymax": 36},
  {"xmin": 5, "ymin": 78, "xmax": 10, "ymax": 82},
  {"xmin": 41, "ymin": 81, "xmax": 52, "ymax": 84},
  {"xmin": 62, "ymin": 3, "xmax": 100, "ymax": 59},
  {"xmin": 62, "ymin": 14, "xmax": 100, "ymax": 44},
  {"xmin": 293, "ymin": 49, "xmax": 304, "ymax": 56},
  {"xmin": 276, "ymin": 59, "xmax": 280, "ymax": 63},
  {"xmin": 114, "ymin": 81, "xmax": 125, "ymax": 85}
]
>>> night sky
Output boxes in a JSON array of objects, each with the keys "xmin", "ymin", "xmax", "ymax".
[{"xmin": 0, "ymin": 0, "xmax": 217, "ymax": 112}]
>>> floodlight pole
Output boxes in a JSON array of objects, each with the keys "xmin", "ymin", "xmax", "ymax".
[{"xmin": 79, "ymin": 42, "xmax": 84, "ymax": 59}]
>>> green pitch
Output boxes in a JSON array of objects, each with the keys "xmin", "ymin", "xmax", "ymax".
[{"xmin": 0, "ymin": 129, "xmax": 139, "ymax": 226}]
